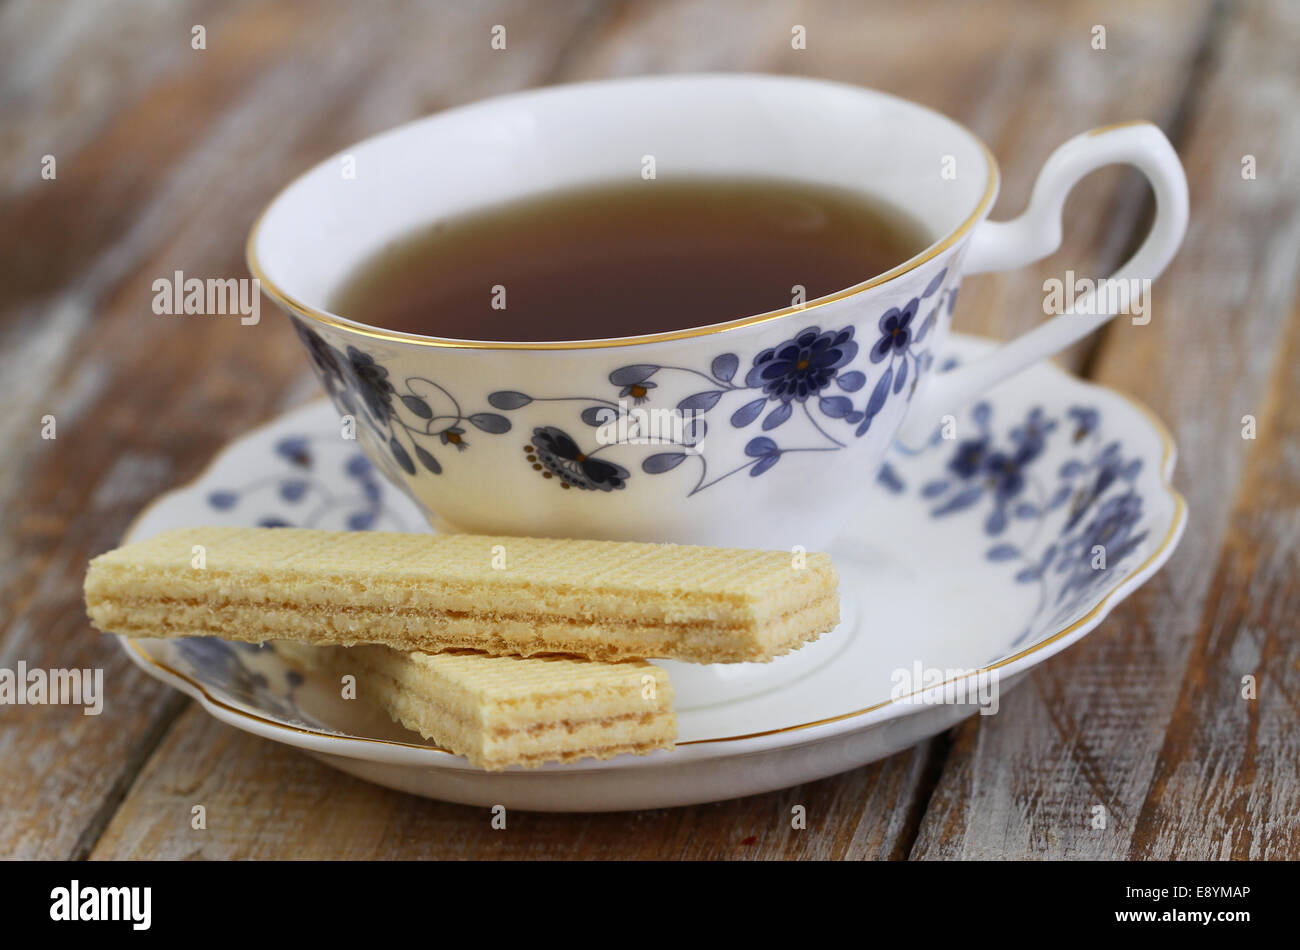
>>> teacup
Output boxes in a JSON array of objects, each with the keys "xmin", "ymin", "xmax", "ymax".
[{"xmin": 248, "ymin": 74, "xmax": 1187, "ymax": 551}]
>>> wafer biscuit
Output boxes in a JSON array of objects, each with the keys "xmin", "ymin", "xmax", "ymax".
[
  {"xmin": 85, "ymin": 526, "xmax": 839, "ymax": 662},
  {"xmin": 275, "ymin": 642, "xmax": 675, "ymax": 769}
]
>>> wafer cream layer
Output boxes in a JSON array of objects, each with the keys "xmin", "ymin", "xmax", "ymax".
[
  {"xmin": 275, "ymin": 641, "xmax": 675, "ymax": 770},
  {"xmin": 85, "ymin": 526, "xmax": 840, "ymax": 662}
]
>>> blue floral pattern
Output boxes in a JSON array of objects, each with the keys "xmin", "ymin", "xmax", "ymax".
[
  {"xmin": 880, "ymin": 394, "xmax": 1148, "ymax": 646},
  {"xmin": 486, "ymin": 273, "xmax": 959, "ymax": 495},
  {"xmin": 525, "ymin": 426, "xmax": 630, "ymax": 491},
  {"xmin": 187, "ymin": 424, "xmax": 423, "ymax": 731},
  {"xmin": 205, "ymin": 431, "xmax": 416, "ymax": 532},
  {"xmin": 744, "ymin": 325, "xmax": 859, "ymax": 404},
  {"xmin": 294, "ymin": 321, "xmax": 512, "ymax": 480},
  {"xmin": 174, "ymin": 638, "xmax": 306, "ymax": 723},
  {"xmin": 296, "ymin": 276, "xmax": 957, "ymax": 498},
  {"xmin": 128, "ymin": 356, "xmax": 1177, "ymax": 748},
  {"xmin": 293, "ymin": 307, "xmax": 1149, "ymax": 643}
]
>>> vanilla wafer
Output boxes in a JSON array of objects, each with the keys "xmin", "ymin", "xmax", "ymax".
[
  {"xmin": 276, "ymin": 641, "xmax": 675, "ymax": 769},
  {"xmin": 84, "ymin": 526, "xmax": 839, "ymax": 662}
]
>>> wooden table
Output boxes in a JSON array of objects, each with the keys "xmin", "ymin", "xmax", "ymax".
[{"xmin": 2, "ymin": 0, "xmax": 1296, "ymax": 860}]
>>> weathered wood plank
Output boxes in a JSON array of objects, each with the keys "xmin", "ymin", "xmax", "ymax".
[
  {"xmin": 910, "ymin": 0, "xmax": 1300, "ymax": 859},
  {"xmin": 89, "ymin": 704, "xmax": 939, "ymax": 859},
  {"xmin": 0, "ymin": 0, "xmax": 598, "ymax": 859},
  {"xmin": 71, "ymin": 0, "xmax": 943, "ymax": 860},
  {"xmin": 82, "ymin": 0, "xmax": 1219, "ymax": 859},
  {"xmin": 1128, "ymin": 296, "xmax": 1300, "ymax": 860},
  {"xmin": 8, "ymin": 0, "xmax": 1283, "ymax": 860},
  {"xmin": 559, "ymin": 0, "xmax": 1216, "ymax": 366},
  {"xmin": 0, "ymin": 0, "xmax": 212, "ymax": 198}
]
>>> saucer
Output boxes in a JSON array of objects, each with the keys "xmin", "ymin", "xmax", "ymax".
[{"xmin": 117, "ymin": 334, "xmax": 1185, "ymax": 811}]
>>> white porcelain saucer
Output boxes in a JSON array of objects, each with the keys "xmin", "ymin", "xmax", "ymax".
[{"xmin": 117, "ymin": 335, "xmax": 1185, "ymax": 811}]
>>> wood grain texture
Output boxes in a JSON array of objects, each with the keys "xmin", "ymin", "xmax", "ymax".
[
  {"xmin": 1128, "ymin": 297, "xmax": 1300, "ymax": 859},
  {"xmin": 909, "ymin": 0, "xmax": 1300, "ymax": 860},
  {"xmin": 89, "ymin": 705, "xmax": 940, "ymax": 859},
  {"xmin": 1, "ymin": 0, "xmax": 1294, "ymax": 860},
  {"xmin": 559, "ymin": 0, "xmax": 1218, "ymax": 368},
  {"xmin": 0, "ymin": 0, "xmax": 599, "ymax": 859},
  {"xmin": 75, "ymin": 0, "xmax": 1226, "ymax": 860}
]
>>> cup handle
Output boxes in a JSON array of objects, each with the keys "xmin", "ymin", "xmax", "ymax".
[{"xmin": 897, "ymin": 121, "xmax": 1189, "ymax": 445}]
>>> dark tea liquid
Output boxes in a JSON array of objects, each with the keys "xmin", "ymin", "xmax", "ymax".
[{"xmin": 330, "ymin": 178, "xmax": 930, "ymax": 342}]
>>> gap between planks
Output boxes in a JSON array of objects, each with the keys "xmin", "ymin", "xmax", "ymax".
[
  {"xmin": 67, "ymin": 692, "xmax": 190, "ymax": 861},
  {"xmin": 1075, "ymin": 0, "xmax": 1230, "ymax": 380},
  {"xmin": 902, "ymin": 0, "xmax": 1232, "ymax": 859},
  {"xmin": 58, "ymin": 0, "xmax": 605, "ymax": 861},
  {"xmin": 61, "ymin": 0, "xmax": 1231, "ymax": 856}
]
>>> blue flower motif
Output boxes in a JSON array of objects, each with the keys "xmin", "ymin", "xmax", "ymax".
[
  {"xmin": 1082, "ymin": 491, "xmax": 1144, "ymax": 556},
  {"xmin": 928, "ymin": 405, "xmax": 1054, "ymax": 533},
  {"xmin": 347, "ymin": 510, "xmax": 377, "ymax": 530},
  {"xmin": 294, "ymin": 321, "xmax": 344, "ymax": 382},
  {"xmin": 620, "ymin": 381, "xmax": 656, "ymax": 403},
  {"xmin": 279, "ymin": 479, "xmax": 308, "ymax": 502},
  {"xmin": 1010, "ymin": 407, "xmax": 1057, "ymax": 456},
  {"xmin": 1054, "ymin": 491, "xmax": 1147, "ymax": 602},
  {"xmin": 870, "ymin": 298, "xmax": 919, "ymax": 363},
  {"xmin": 983, "ymin": 448, "xmax": 1033, "ymax": 503},
  {"xmin": 485, "ymin": 304, "xmax": 956, "ymax": 492},
  {"xmin": 199, "ymin": 431, "xmax": 406, "ymax": 534},
  {"xmin": 609, "ymin": 365, "xmax": 659, "ymax": 403},
  {"xmin": 744, "ymin": 326, "xmax": 858, "ymax": 403},
  {"xmin": 1063, "ymin": 441, "xmax": 1142, "ymax": 530},
  {"xmin": 174, "ymin": 638, "xmax": 305, "ymax": 722},
  {"xmin": 948, "ymin": 438, "xmax": 991, "ymax": 480},
  {"xmin": 439, "ymin": 426, "xmax": 468, "ymax": 451},
  {"xmin": 526, "ymin": 427, "xmax": 629, "ymax": 491},
  {"xmin": 388, "ymin": 436, "xmax": 415, "ymax": 474},
  {"xmin": 344, "ymin": 346, "xmax": 396, "ymax": 422},
  {"xmin": 877, "ymin": 462, "xmax": 905, "ymax": 494},
  {"xmin": 208, "ymin": 491, "xmax": 238, "ymax": 510},
  {"xmin": 744, "ymin": 437, "xmax": 783, "ymax": 476},
  {"xmin": 1067, "ymin": 406, "xmax": 1100, "ymax": 442},
  {"xmin": 274, "ymin": 436, "xmax": 312, "ymax": 468},
  {"xmin": 886, "ymin": 396, "xmax": 1156, "ymax": 645},
  {"xmin": 296, "ymin": 324, "xmax": 513, "ymax": 477}
]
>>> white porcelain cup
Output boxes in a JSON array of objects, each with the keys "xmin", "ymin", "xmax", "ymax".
[{"xmin": 248, "ymin": 74, "xmax": 1187, "ymax": 551}]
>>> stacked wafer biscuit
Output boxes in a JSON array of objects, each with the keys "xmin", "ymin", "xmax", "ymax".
[
  {"xmin": 85, "ymin": 526, "xmax": 840, "ymax": 769},
  {"xmin": 276, "ymin": 642, "xmax": 675, "ymax": 769}
]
